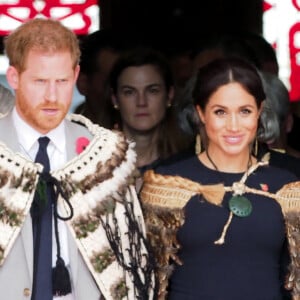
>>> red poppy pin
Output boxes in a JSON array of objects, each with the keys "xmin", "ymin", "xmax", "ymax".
[
  {"xmin": 260, "ymin": 183, "xmax": 269, "ymax": 192},
  {"xmin": 76, "ymin": 137, "xmax": 90, "ymax": 154}
]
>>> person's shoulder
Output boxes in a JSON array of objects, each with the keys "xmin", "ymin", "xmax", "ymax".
[
  {"xmin": 66, "ymin": 114, "xmax": 92, "ymax": 137},
  {"xmin": 258, "ymin": 162, "xmax": 298, "ymax": 194},
  {"xmin": 269, "ymin": 149, "xmax": 300, "ymax": 179},
  {"xmin": 154, "ymin": 150, "xmax": 198, "ymax": 175},
  {"xmin": 66, "ymin": 113, "xmax": 125, "ymax": 143},
  {"xmin": 67, "ymin": 113, "xmax": 110, "ymax": 132}
]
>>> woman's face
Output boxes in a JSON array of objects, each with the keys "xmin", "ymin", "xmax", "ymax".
[
  {"xmin": 112, "ymin": 65, "xmax": 173, "ymax": 134},
  {"xmin": 197, "ymin": 82, "xmax": 261, "ymax": 158}
]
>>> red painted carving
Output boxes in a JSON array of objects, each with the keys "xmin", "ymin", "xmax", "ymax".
[{"xmin": 0, "ymin": 0, "xmax": 99, "ymax": 35}]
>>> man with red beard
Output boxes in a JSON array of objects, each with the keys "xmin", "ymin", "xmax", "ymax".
[{"xmin": 0, "ymin": 18, "xmax": 156, "ymax": 300}]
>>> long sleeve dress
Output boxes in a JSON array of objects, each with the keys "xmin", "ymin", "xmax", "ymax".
[{"xmin": 143, "ymin": 154, "xmax": 297, "ymax": 300}]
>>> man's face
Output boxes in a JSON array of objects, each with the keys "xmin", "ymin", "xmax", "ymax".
[{"xmin": 8, "ymin": 49, "xmax": 79, "ymax": 134}]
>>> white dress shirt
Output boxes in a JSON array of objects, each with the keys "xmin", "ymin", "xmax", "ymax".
[{"xmin": 12, "ymin": 108, "xmax": 74, "ymax": 300}]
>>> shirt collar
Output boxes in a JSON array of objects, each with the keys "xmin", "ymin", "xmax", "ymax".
[{"xmin": 12, "ymin": 107, "xmax": 66, "ymax": 154}]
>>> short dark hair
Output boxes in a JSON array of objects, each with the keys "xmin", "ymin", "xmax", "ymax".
[{"xmin": 79, "ymin": 28, "xmax": 125, "ymax": 75}]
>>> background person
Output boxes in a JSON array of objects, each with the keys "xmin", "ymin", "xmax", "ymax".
[
  {"xmin": 259, "ymin": 71, "xmax": 300, "ymax": 178},
  {"xmin": 109, "ymin": 47, "xmax": 193, "ymax": 185},
  {"xmin": 74, "ymin": 28, "xmax": 125, "ymax": 128}
]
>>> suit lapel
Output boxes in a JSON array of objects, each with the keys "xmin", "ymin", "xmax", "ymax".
[
  {"xmin": 0, "ymin": 113, "xmax": 35, "ymax": 281},
  {"xmin": 65, "ymin": 121, "xmax": 78, "ymax": 160},
  {"xmin": 64, "ymin": 118, "xmax": 93, "ymax": 160},
  {"xmin": 21, "ymin": 215, "xmax": 34, "ymax": 281}
]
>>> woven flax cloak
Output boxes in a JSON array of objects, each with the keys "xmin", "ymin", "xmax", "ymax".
[
  {"xmin": 140, "ymin": 167, "xmax": 300, "ymax": 300},
  {"xmin": 0, "ymin": 114, "xmax": 156, "ymax": 300}
]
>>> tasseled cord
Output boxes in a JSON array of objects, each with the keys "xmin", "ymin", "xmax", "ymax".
[
  {"xmin": 52, "ymin": 211, "xmax": 71, "ymax": 296},
  {"xmin": 41, "ymin": 172, "xmax": 74, "ymax": 296},
  {"xmin": 214, "ymin": 212, "xmax": 233, "ymax": 245},
  {"xmin": 213, "ymin": 156, "xmax": 269, "ymax": 245}
]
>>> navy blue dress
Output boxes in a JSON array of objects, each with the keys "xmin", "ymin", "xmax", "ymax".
[{"xmin": 155, "ymin": 155, "xmax": 297, "ymax": 300}]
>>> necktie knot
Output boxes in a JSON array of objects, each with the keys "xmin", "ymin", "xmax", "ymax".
[
  {"xmin": 38, "ymin": 136, "xmax": 50, "ymax": 149},
  {"xmin": 35, "ymin": 137, "xmax": 50, "ymax": 172}
]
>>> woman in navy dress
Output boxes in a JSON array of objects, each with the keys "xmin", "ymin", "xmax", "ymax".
[{"xmin": 140, "ymin": 57, "xmax": 298, "ymax": 299}]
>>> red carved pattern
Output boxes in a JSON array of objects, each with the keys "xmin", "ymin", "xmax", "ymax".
[
  {"xmin": 0, "ymin": 0, "xmax": 99, "ymax": 35},
  {"xmin": 263, "ymin": 1, "xmax": 273, "ymax": 12}
]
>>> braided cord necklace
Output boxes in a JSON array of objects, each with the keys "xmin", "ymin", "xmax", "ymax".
[
  {"xmin": 205, "ymin": 150, "xmax": 257, "ymax": 244},
  {"xmin": 206, "ymin": 150, "xmax": 253, "ymax": 218}
]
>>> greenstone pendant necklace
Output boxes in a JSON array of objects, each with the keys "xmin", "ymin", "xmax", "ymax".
[
  {"xmin": 206, "ymin": 151, "xmax": 253, "ymax": 217},
  {"xmin": 204, "ymin": 151, "xmax": 270, "ymax": 245}
]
